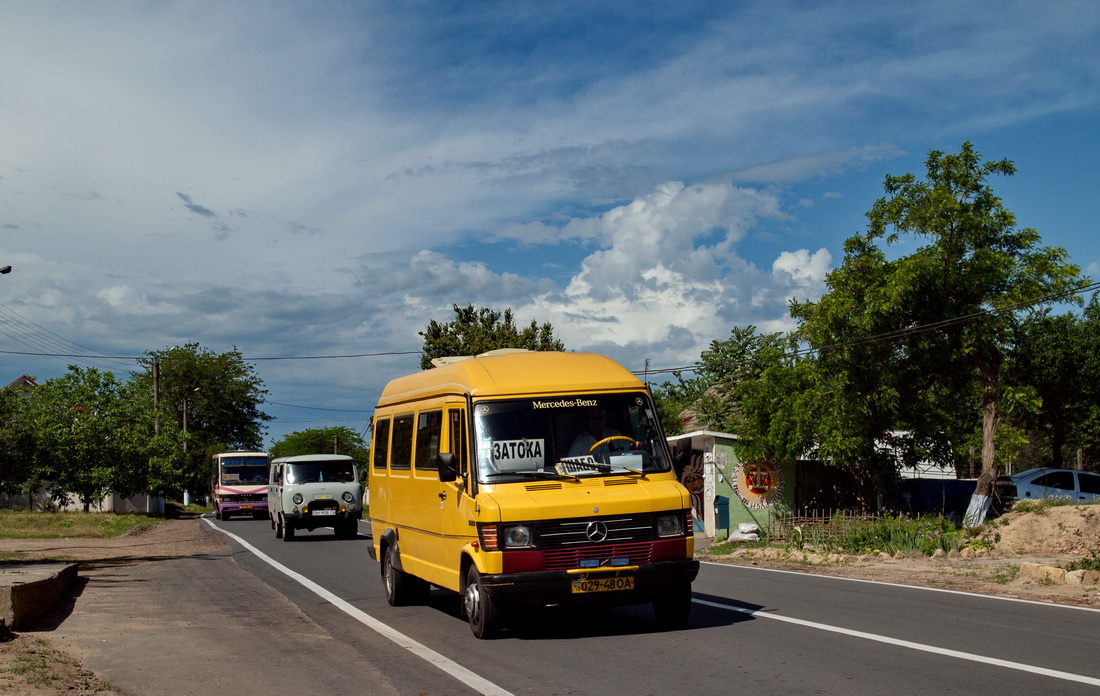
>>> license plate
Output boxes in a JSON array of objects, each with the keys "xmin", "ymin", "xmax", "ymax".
[
  {"xmin": 312, "ymin": 509, "xmax": 336, "ymax": 516},
  {"xmin": 571, "ymin": 575, "xmax": 634, "ymax": 594},
  {"xmin": 240, "ymin": 505, "xmax": 253, "ymax": 510}
]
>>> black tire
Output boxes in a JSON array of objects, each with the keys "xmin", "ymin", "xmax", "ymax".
[
  {"xmin": 214, "ymin": 508, "xmax": 222, "ymax": 520},
  {"xmin": 463, "ymin": 564, "xmax": 501, "ymax": 639},
  {"xmin": 382, "ymin": 545, "xmax": 428, "ymax": 606},
  {"xmin": 283, "ymin": 522, "xmax": 295, "ymax": 541},
  {"xmin": 652, "ymin": 585, "xmax": 693, "ymax": 630},
  {"xmin": 275, "ymin": 516, "xmax": 283, "ymax": 539}
]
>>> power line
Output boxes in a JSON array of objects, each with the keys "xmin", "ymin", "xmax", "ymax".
[
  {"xmin": 266, "ymin": 401, "xmax": 372, "ymax": 413},
  {"xmin": 638, "ymin": 280, "xmax": 1100, "ymax": 378}
]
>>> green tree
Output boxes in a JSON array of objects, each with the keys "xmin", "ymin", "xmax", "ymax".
[
  {"xmin": 134, "ymin": 343, "xmax": 271, "ymax": 494},
  {"xmin": 419, "ymin": 304, "xmax": 565, "ymax": 369},
  {"xmin": 0, "ymin": 384, "xmax": 37, "ymax": 502},
  {"xmin": 791, "ymin": 143, "xmax": 1087, "ymax": 525},
  {"xmin": 13, "ymin": 366, "xmax": 184, "ymax": 510},
  {"xmin": 1006, "ymin": 295, "xmax": 1100, "ymax": 470},
  {"xmin": 269, "ymin": 426, "xmax": 369, "ymax": 465}
]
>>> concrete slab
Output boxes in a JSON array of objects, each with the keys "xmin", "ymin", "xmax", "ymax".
[{"xmin": 0, "ymin": 563, "xmax": 77, "ymax": 630}]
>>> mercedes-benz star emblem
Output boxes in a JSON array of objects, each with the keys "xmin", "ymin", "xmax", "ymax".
[{"xmin": 585, "ymin": 520, "xmax": 608, "ymax": 543}]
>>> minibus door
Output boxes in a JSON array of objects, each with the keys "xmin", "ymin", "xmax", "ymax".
[{"xmin": 433, "ymin": 407, "xmax": 476, "ymax": 590}]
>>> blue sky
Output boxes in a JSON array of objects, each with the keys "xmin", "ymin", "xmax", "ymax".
[{"xmin": 1, "ymin": 1, "xmax": 1098, "ymax": 446}]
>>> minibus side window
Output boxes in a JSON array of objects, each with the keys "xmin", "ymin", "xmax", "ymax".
[
  {"xmin": 415, "ymin": 410, "xmax": 443, "ymax": 470},
  {"xmin": 391, "ymin": 414, "xmax": 414, "ymax": 470},
  {"xmin": 373, "ymin": 418, "xmax": 391, "ymax": 469},
  {"xmin": 449, "ymin": 408, "xmax": 468, "ymax": 477}
]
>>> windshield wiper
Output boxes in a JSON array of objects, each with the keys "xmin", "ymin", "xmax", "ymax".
[{"xmin": 485, "ymin": 470, "xmax": 578, "ymax": 482}]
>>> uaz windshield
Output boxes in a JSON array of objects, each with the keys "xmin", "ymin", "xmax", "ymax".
[
  {"xmin": 473, "ymin": 392, "xmax": 669, "ymax": 483},
  {"xmin": 285, "ymin": 461, "xmax": 356, "ymax": 484}
]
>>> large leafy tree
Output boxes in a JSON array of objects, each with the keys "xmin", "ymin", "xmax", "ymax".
[
  {"xmin": 791, "ymin": 143, "xmax": 1087, "ymax": 524},
  {"xmin": 419, "ymin": 304, "xmax": 565, "ymax": 369},
  {"xmin": 134, "ymin": 343, "xmax": 271, "ymax": 494},
  {"xmin": 12, "ymin": 367, "xmax": 184, "ymax": 510}
]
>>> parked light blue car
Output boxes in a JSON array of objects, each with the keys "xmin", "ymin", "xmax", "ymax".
[{"xmin": 995, "ymin": 468, "xmax": 1100, "ymax": 508}]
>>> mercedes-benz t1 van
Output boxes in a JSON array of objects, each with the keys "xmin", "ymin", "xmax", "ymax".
[{"xmin": 368, "ymin": 349, "xmax": 699, "ymax": 638}]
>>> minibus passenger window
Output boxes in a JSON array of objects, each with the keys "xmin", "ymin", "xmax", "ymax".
[
  {"xmin": 415, "ymin": 410, "xmax": 442, "ymax": 470},
  {"xmin": 391, "ymin": 414, "xmax": 414, "ymax": 470},
  {"xmin": 373, "ymin": 418, "xmax": 391, "ymax": 469}
]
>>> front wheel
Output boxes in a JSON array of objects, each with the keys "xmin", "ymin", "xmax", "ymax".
[
  {"xmin": 463, "ymin": 565, "xmax": 501, "ymax": 639},
  {"xmin": 283, "ymin": 521, "xmax": 295, "ymax": 541}
]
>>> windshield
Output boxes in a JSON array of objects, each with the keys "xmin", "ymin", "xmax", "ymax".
[
  {"xmin": 285, "ymin": 461, "xmax": 356, "ymax": 484},
  {"xmin": 220, "ymin": 457, "xmax": 269, "ymax": 484},
  {"xmin": 472, "ymin": 392, "xmax": 669, "ymax": 483}
]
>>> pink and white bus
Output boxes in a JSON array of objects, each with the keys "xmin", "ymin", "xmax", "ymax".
[{"xmin": 211, "ymin": 451, "xmax": 270, "ymax": 520}]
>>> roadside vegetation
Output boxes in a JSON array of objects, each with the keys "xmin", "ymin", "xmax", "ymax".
[
  {"xmin": 0, "ymin": 509, "xmax": 160, "ymax": 539},
  {"xmin": 706, "ymin": 499, "xmax": 1100, "ymax": 559},
  {"xmin": 706, "ymin": 512, "xmax": 967, "ymax": 557}
]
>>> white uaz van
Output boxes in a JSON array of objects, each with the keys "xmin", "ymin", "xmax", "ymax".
[{"xmin": 269, "ymin": 454, "xmax": 362, "ymax": 541}]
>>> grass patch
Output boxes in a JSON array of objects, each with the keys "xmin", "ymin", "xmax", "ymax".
[
  {"xmin": 1064, "ymin": 549, "xmax": 1100, "ymax": 573},
  {"xmin": 2, "ymin": 636, "xmax": 111, "ymax": 692},
  {"xmin": 0, "ymin": 510, "xmax": 159, "ymax": 539},
  {"xmin": 991, "ymin": 565, "xmax": 1019, "ymax": 584},
  {"xmin": 704, "ymin": 538, "xmax": 769, "ymax": 556},
  {"xmin": 1007, "ymin": 496, "xmax": 1078, "ymax": 514}
]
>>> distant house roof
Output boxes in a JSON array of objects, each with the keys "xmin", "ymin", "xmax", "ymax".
[{"xmin": 4, "ymin": 375, "xmax": 39, "ymax": 390}]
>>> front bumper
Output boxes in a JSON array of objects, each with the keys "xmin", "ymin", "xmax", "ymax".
[
  {"xmin": 221, "ymin": 503, "xmax": 267, "ymax": 514},
  {"xmin": 478, "ymin": 558, "xmax": 699, "ymax": 606},
  {"xmin": 285, "ymin": 508, "xmax": 362, "ymax": 524}
]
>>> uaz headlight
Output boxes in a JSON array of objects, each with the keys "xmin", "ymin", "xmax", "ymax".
[
  {"xmin": 292, "ymin": 493, "xmax": 303, "ymax": 505},
  {"xmin": 342, "ymin": 491, "xmax": 355, "ymax": 504}
]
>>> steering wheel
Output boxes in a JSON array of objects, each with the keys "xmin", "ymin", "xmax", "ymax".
[{"xmin": 589, "ymin": 435, "xmax": 638, "ymax": 454}]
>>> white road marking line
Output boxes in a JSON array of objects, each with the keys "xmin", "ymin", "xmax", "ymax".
[
  {"xmin": 701, "ymin": 560, "xmax": 1100, "ymax": 613},
  {"xmin": 695, "ymin": 597, "xmax": 1100, "ymax": 687},
  {"xmin": 204, "ymin": 519, "xmax": 513, "ymax": 696}
]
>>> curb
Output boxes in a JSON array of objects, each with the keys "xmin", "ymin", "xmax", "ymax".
[{"xmin": 0, "ymin": 563, "xmax": 78, "ymax": 630}]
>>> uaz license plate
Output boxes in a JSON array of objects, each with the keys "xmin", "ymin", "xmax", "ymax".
[
  {"xmin": 312, "ymin": 509, "xmax": 336, "ymax": 516},
  {"xmin": 571, "ymin": 575, "xmax": 634, "ymax": 594}
]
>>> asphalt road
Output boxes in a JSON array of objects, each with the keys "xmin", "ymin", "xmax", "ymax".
[{"xmin": 58, "ymin": 517, "xmax": 1100, "ymax": 695}]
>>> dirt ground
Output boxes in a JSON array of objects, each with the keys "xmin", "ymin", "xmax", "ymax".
[
  {"xmin": 2, "ymin": 507, "xmax": 1099, "ymax": 693},
  {"xmin": 707, "ymin": 505, "xmax": 1100, "ymax": 608},
  {"xmin": 0, "ymin": 519, "xmax": 228, "ymax": 695}
]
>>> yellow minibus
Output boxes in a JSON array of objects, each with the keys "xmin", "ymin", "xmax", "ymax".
[{"xmin": 368, "ymin": 349, "xmax": 699, "ymax": 638}]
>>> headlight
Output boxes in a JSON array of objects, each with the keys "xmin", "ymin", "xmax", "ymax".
[
  {"xmin": 292, "ymin": 493, "xmax": 303, "ymax": 505},
  {"xmin": 656, "ymin": 513, "xmax": 683, "ymax": 537},
  {"xmin": 342, "ymin": 491, "xmax": 355, "ymax": 504},
  {"xmin": 502, "ymin": 525, "xmax": 533, "ymax": 548}
]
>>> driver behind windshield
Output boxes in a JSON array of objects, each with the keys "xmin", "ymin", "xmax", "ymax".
[{"xmin": 568, "ymin": 406, "xmax": 624, "ymax": 456}]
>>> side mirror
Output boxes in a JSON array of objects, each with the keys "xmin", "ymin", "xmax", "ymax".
[{"xmin": 438, "ymin": 452, "xmax": 458, "ymax": 482}]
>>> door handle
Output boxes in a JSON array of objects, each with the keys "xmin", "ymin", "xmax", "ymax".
[{"xmin": 438, "ymin": 491, "xmax": 447, "ymax": 501}]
